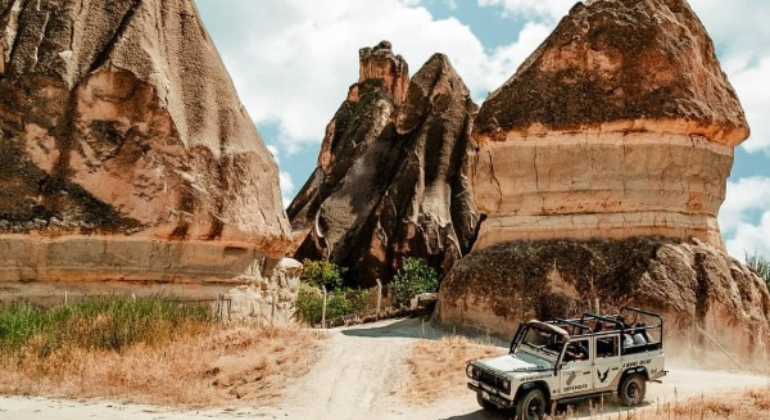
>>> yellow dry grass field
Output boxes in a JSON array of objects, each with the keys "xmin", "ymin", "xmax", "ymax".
[
  {"xmin": 598, "ymin": 387, "xmax": 770, "ymax": 420},
  {"xmin": 401, "ymin": 336, "xmax": 502, "ymax": 404},
  {"xmin": 0, "ymin": 324, "xmax": 322, "ymax": 408}
]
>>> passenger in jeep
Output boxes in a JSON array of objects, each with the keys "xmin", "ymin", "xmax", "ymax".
[{"xmin": 564, "ymin": 342, "xmax": 589, "ymax": 362}]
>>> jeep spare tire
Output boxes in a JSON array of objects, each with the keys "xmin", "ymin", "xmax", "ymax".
[{"xmin": 619, "ymin": 374, "xmax": 646, "ymax": 407}]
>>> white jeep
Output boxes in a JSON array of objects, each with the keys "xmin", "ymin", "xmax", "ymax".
[{"xmin": 467, "ymin": 308, "xmax": 666, "ymax": 419}]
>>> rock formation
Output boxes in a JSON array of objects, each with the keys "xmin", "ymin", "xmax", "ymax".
[
  {"xmin": 0, "ymin": 0, "xmax": 296, "ymax": 319},
  {"xmin": 472, "ymin": 0, "xmax": 748, "ymax": 250},
  {"xmin": 437, "ymin": 0, "xmax": 770, "ymax": 357},
  {"xmin": 438, "ymin": 237, "xmax": 770, "ymax": 356},
  {"xmin": 288, "ymin": 42, "xmax": 479, "ymax": 287}
]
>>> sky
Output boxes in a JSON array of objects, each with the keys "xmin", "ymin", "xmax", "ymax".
[{"xmin": 195, "ymin": 0, "xmax": 770, "ymax": 261}]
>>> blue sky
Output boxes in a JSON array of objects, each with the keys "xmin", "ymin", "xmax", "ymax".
[{"xmin": 196, "ymin": 0, "xmax": 770, "ymax": 260}]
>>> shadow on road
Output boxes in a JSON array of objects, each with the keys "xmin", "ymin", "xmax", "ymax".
[
  {"xmin": 340, "ymin": 318, "xmax": 508, "ymax": 347},
  {"xmin": 441, "ymin": 409, "xmax": 509, "ymax": 420}
]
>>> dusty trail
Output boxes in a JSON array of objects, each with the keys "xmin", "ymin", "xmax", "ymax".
[{"xmin": 1, "ymin": 319, "xmax": 767, "ymax": 420}]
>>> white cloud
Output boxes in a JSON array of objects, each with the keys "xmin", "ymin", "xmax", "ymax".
[
  {"xmin": 719, "ymin": 177, "xmax": 770, "ymax": 259},
  {"xmin": 476, "ymin": 0, "xmax": 572, "ymax": 21},
  {"xmin": 279, "ymin": 171, "xmax": 295, "ymax": 208},
  {"xmin": 198, "ymin": 0, "xmax": 551, "ymax": 153}
]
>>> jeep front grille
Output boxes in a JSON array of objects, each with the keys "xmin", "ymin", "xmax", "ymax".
[{"xmin": 476, "ymin": 368, "xmax": 507, "ymax": 393}]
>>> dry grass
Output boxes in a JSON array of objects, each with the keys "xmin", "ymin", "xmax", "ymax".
[
  {"xmin": 0, "ymin": 323, "xmax": 322, "ymax": 408},
  {"xmin": 401, "ymin": 336, "xmax": 503, "ymax": 404},
  {"xmin": 600, "ymin": 387, "xmax": 770, "ymax": 420}
]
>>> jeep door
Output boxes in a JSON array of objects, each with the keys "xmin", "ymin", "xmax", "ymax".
[
  {"xmin": 593, "ymin": 334, "xmax": 622, "ymax": 391},
  {"xmin": 559, "ymin": 339, "xmax": 593, "ymax": 394}
]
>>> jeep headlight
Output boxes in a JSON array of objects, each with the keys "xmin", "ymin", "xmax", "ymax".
[
  {"xmin": 466, "ymin": 364, "xmax": 476, "ymax": 379},
  {"xmin": 502, "ymin": 379, "xmax": 511, "ymax": 393}
]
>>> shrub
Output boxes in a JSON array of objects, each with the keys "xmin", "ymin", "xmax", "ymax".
[
  {"xmin": 746, "ymin": 252, "xmax": 770, "ymax": 289},
  {"xmin": 301, "ymin": 259, "xmax": 348, "ymax": 290},
  {"xmin": 0, "ymin": 296, "xmax": 212, "ymax": 356},
  {"xmin": 295, "ymin": 284, "xmax": 372, "ymax": 325},
  {"xmin": 391, "ymin": 258, "xmax": 439, "ymax": 306}
]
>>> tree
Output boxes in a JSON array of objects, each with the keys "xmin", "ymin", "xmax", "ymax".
[{"xmin": 745, "ymin": 252, "xmax": 770, "ymax": 289}]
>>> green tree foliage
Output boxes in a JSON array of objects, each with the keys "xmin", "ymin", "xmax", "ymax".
[
  {"xmin": 296, "ymin": 260, "xmax": 372, "ymax": 325},
  {"xmin": 301, "ymin": 259, "xmax": 348, "ymax": 290},
  {"xmin": 746, "ymin": 252, "xmax": 770, "ymax": 289},
  {"xmin": 391, "ymin": 258, "xmax": 440, "ymax": 306}
]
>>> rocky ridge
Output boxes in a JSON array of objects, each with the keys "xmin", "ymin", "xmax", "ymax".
[
  {"xmin": 436, "ymin": 0, "xmax": 770, "ymax": 357},
  {"xmin": 0, "ymin": 0, "xmax": 296, "ymax": 321},
  {"xmin": 288, "ymin": 42, "xmax": 480, "ymax": 287}
]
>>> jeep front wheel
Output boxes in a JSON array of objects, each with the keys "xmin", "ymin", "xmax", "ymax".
[
  {"xmin": 618, "ymin": 374, "xmax": 646, "ymax": 407},
  {"xmin": 476, "ymin": 394, "xmax": 498, "ymax": 411},
  {"xmin": 516, "ymin": 389, "xmax": 546, "ymax": 420}
]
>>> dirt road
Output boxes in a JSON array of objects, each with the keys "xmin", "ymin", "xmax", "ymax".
[{"xmin": 1, "ymin": 319, "xmax": 767, "ymax": 420}]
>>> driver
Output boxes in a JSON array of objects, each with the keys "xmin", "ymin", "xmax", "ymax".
[{"xmin": 564, "ymin": 341, "xmax": 589, "ymax": 362}]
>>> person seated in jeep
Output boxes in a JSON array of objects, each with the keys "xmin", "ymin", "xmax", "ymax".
[{"xmin": 564, "ymin": 341, "xmax": 589, "ymax": 362}]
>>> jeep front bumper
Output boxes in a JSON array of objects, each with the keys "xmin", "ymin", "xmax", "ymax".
[{"xmin": 468, "ymin": 382, "xmax": 515, "ymax": 409}]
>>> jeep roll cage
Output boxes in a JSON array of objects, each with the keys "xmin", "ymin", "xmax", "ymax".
[{"xmin": 509, "ymin": 308, "xmax": 664, "ymax": 360}]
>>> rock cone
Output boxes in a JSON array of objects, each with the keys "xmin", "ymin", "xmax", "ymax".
[
  {"xmin": 437, "ymin": 0, "xmax": 769, "ymax": 357},
  {"xmin": 0, "ymin": 0, "xmax": 292, "ymax": 290},
  {"xmin": 471, "ymin": 0, "xmax": 750, "ymax": 250},
  {"xmin": 288, "ymin": 42, "xmax": 479, "ymax": 287}
]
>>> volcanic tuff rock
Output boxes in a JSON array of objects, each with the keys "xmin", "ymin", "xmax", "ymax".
[
  {"xmin": 288, "ymin": 42, "xmax": 480, "ymax": 287},
  {"xmin": 471, "ymin": 0, "xmax": 749, "ymax": 250},
  {"xmin": 0, "ymin": 0, "xmax": 293, "ymax": 296},
  {"xmin": 437, "ymin": 238, "xmax": 770, "ymax": 357},
  {"xmin": 437, "ymin": 0, "xmax": 770, "ymax": 357}
]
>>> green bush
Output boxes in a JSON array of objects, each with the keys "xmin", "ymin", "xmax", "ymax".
[
  {"xmin": 746, "ymin": 252, "xmax": 770, "ymax": 289},
  {"xmin": 301, "ymin": 259, "xmax": 348, "ymax": 290},
  {"xmin": 296, "ymin": 284, "xmax": 372, "ymax": 325},
  {"xmin": 0, "ymin": 296, "xmax": 212, "ymax": 356},
  {"xmin": 391, "ymin": 258, "xmax": 439, "ymax": 306}
]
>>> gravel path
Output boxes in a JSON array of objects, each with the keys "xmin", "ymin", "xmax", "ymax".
[{"xmin": 1, "ymin": 319, "xmax": 767, "ymax": 420}]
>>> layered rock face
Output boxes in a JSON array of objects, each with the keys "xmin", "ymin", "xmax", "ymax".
[
  {"xmin": 437, "ymin": 238, "xmax": 770, "ymax": 357},
  {"xmin": 472, "ymin": 0, "xmax": 748, "ymax": 250},
  {"xmin": 0, "ymin": 0, "xmax": 293, "ymax": 307},
  {"xmin": 437, "ymin": 0, "xmax": 770, "ymax": 357},
  {"xmin": 288, "ymin": 42, "xmax": 479, "ymax": 287}
]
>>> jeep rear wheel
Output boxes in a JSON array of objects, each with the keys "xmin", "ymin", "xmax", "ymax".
[
  {"xmin": 619, "ymin": 374, "xmax": 646, "ymax": 407},
  {"xmin": 516, "ymin": 389, "xmax": 546, "ymax": 420},
  {"xmin": 476, "ymin": 394, "xmax": 498, "ymax": 411}
]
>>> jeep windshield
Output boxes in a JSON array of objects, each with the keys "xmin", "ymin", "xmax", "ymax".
[{"xmin": 510, "ymin": 323, "xmax": 566, "ymax": 363}]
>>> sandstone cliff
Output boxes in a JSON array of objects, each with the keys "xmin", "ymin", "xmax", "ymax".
[
  {"xmin": 471, "ymin": 0, "xmax": 749, "ymax": 250},
  {"xmin": 437, "ymin": 0, "xmax": 770, "ymax": 357},
  {"xmin": 0, "ymin": 0, "xmax": 294, "ymax": 313},
  {"xmin": 288, "ymin": 42, "xmax": 479, "ymax": 287},
  {"xmin": 438, "ymin": 237, "xmax": 770, "ymax": 357}
]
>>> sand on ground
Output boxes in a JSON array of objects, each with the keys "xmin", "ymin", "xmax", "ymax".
[{"xmin": 1, "ymin": 319, "xmax": 767, "ymax": 420}]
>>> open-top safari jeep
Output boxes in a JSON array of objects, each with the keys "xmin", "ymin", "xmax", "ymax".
[{"xmin": 466, "ymin": 308, "xmax": 666, "ymax": 419}]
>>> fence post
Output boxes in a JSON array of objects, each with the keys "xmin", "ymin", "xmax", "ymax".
[
  {"xmin": 594, "ymin": 298, "xmax": 600, "ymax": 315},
  {"xmin": 376, "ymin": 278, "xmax": 382, "ymax": 319},
  {"xmin": 321, "ymin": 285, "xmax": 328, "ymax": 329},
  {"xmin": 64, "ymin": 291, "xmax": 68, "ymax": 306},
  {"xmin": 271, "ymin": 292, "xmax": 277, "ymax": 327}
]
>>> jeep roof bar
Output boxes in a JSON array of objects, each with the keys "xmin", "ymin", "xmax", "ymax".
[
  {"xmin": 554, "ymin": 318, "xmax": 591, "ymax": 332},
  {"xmin": 581, "ymin": 313, "xmax": 626, "ymax": 329},
  {"xmin": 621, "ymin": 307, "xmax": 663, "ymax": 322}
]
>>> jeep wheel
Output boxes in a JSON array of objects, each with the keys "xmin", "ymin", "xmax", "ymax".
[
  {"xmin": 476, "ymin": 394, "xmax": 498, "ymax": 411},
  {"xmin": 618, "ymin": 374, "xmax": 646, "ymax": 407},
  {"xmin": 516, "ymin": 389, "xmax": 546, "ymax": 420}
]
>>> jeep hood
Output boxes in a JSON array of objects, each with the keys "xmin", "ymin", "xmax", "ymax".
[{"xmin": 477, "ymin": 353, "xmax": 552, "ymax": 373}]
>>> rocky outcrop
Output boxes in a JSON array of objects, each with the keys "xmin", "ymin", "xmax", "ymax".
[
  {"xmin": 0, "ymin": 0, "xmax": 292, "ymax": 300},
  {"xmin": 436, "ymin": 238, "xmax": 770, "ymax": 357},
  {"xmin": 288, "ymin": 42, "xmax": 479, "ymax": 287},
  {"xmin": 472, "ymin": 0, "xmax": 749, "ymax": 250},
  {"xmin": 437, "ymin": 0, "xmax": 770, "ymax": 358}
]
